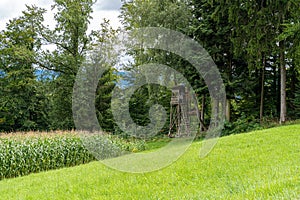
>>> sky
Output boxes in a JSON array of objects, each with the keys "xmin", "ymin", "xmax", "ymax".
[{"xmin": 0, "ymin": 0, "xmax": 123, "ymax": 31}]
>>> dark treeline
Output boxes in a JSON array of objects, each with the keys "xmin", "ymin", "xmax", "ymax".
[
  {"xmin": 0, "ymin": 0, "xmax": 300, "ymax": 135},
  {"xmin": 121, "ymin": 0, "xmax": 300, "ymax": 135}
]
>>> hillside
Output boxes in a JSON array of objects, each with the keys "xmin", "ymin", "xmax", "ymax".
[{"xmin": 0, "ymin": 125, "xmax": 299, "ymax": 199}]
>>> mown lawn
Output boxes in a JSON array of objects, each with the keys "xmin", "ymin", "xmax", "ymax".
[{"xmin": 0, "ymin": 125, "xmax": 299, "ymax": 199}]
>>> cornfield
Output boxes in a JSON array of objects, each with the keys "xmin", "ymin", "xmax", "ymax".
[{"xmin": 0, "ymin": 132, "xmax": 145, "ymax": 180}]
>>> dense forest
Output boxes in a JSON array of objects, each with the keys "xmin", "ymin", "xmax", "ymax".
[{"xmin": 0, "ymin": 0, "xmax": 300, "ymax": 136}]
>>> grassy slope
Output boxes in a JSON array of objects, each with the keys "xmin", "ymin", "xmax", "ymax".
[{"xmin": 0, "ymin": 125, "xmax": 299, "ymax": 199}]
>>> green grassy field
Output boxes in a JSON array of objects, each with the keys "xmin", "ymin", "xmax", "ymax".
[{"xmin": 0, "ymin": 125, "xmax": 299, "ymax": 199}]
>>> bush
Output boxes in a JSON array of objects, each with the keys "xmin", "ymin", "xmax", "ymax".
[
  {"xmin": 82, "ymin": 134, "xmax": 146, "ymax": 160},
  {"xmin": 222, "ymin": 115, "xmax": 262, "ymax": 136}
]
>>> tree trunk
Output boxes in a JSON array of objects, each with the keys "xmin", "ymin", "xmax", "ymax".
[
  {"xmin": 226, "ymin": 57, "xmax": 232, "ymax": 122},
  {"xmin": 272, "ymin": 61, "xmax": 279, "ymax": 117},
  {"xmin": 226, "ymin": 99, "xmax": 230, "ymax": 122},
  {"xmin": 200, "ymin": 94, "xmax": 205, "ymax": 131},
  {"xmin": 279, "ymin": 40, "xmax": 287, "ymax": 124},
  {"xmin": 290, "ymin": 64, "xmax": 296, "ymax": 100},
  {"xmin": 277, "ymin": 60, "xmax": 281, "ymax": 117},
  {"xmin": 260, "ymin": 55, "xmax": 265, "ymax": 124},
  {"xmin": 212, "ymin": 98, "xmax": 219, "ymax": 127}
]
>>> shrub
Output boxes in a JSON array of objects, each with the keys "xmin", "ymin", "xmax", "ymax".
[{"xmin": 222, "ymin": 115, "xmax": 262, "ymax": 136}]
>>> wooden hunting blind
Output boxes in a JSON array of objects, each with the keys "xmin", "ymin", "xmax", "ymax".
[{"xmin": 168, "ymin": 85, "xmax": 206, "ymax": 137}]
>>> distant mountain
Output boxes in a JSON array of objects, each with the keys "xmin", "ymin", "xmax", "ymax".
[
  {"xmin": 35, "ymin": 69, "xmax": 59, "ymax": 81},
  {"xmin": 114, "ymin": 71, "xmax": 133, "ymax": 88}
]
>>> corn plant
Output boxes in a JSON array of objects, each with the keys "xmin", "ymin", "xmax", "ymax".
[{"xmin": 0, "ymin": 133, "xmax": 146, "ymax": 180}]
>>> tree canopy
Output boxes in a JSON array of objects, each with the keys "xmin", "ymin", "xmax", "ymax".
[{"xmin": 0, "ymin": 0, "xmax": 300, "ymax": 135}]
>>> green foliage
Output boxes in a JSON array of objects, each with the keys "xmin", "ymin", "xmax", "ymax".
[
  {"xmin": 128, "ymin": 84, "xmax": 171, "ymax": 134},
  {"xmin": 1, "ymin": 0, "xmax": 300, "ymax": 135},
  {"xmin": 0, "ymin": 0, "xmax": 117, "ymax": 132},
  {"xmin": 222, "ymin": 115, "xmax": 262, "ymax": 136},
  {"xmin": 121, "ymin": 0, "xmax": 192, "ymax": 31},
  {"xmin": 39, "ymin": 0, "xmax": 96, "ymax": 130},
  {"xmin": 0, "ymin": 6, "xmax": 48, "ymax": 132},
  {"xmin": 143, "ymin": 137, "xmax": 171, "ymax": 151},
  {"xmin": 291, "ymin": 82, "xmax": 300, "ymax": 118},
  {"xmin": 95, "ymin": 68, "xmax": 117, "ymax": 133},
  {"xmin": 191, "ymin": 0, "xmax": 300, "ymax": 126},
  {"xmin": 83, "ymin": 134, "xmax": 146, "ymax": 160}
]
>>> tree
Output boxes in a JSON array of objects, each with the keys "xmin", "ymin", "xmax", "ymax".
[
  {"xmin": 38, "ymin": 0, "xmax": 96, "ymax": 129},
  {"xmin": 0, "ymin": 5, "xmax": 48, "ymax": 131},
  {"xmin": 278, "ymin": 3, "xmax": 300, "ymax": 120},
  {"xmin": 191, "ymin": 0, "xmax": 238, "ymax": 123},
  {"xmin": 120, "ymin": 0, "xmax": 202, "ymax": 134},
  {"xmin": 213, "ymin": 0, "xmax": 299, "ymax": 125},
  {"xmin": 92, "ymin": 21, "xmax": 119, "ymax": 133}
]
